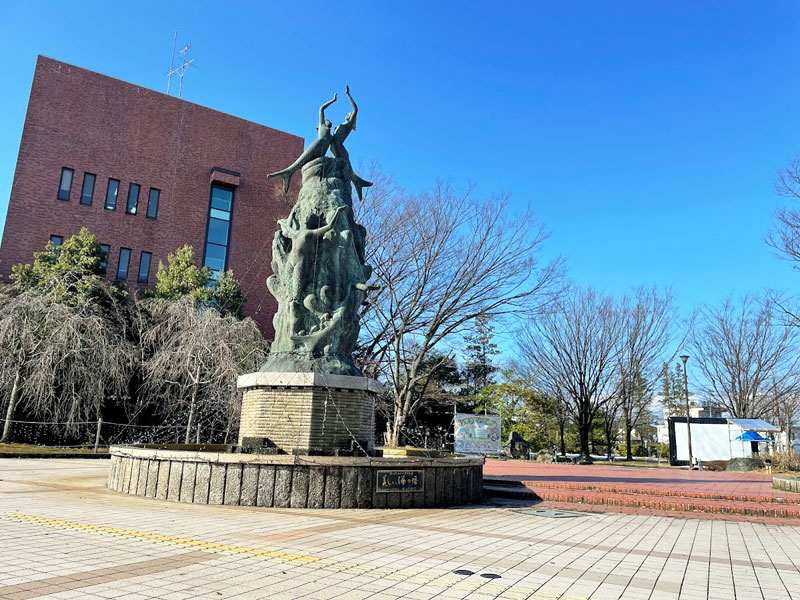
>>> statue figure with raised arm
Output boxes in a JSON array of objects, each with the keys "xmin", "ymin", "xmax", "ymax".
[
  {"xmin": 267, "ymin": 93, "xmax": 337, "ymax": 193},
  {"xmin": 331, "ymin": 85, "xmax": 373, "ymax": 201},
  {"xmin": 261, "ymin": 88, "xmax": 375, "ymax": 376}
]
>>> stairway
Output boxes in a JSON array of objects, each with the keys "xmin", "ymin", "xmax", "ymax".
[
  {"xmin": 482, "ymin": 475, "xmax": 800, "ymax": 519},
  {"xmin": 482, "ymin": 477, "xmax": 541, "ymax": 504}
]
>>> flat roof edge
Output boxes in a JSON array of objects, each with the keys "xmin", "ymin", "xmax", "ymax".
[{"xmin": 34, "ymin": 54, "xmax": 303, "ymax": 142}]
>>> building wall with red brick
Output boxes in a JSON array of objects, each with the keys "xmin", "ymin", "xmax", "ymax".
[{"xmin": 0, "ymin": 56, "xmax": 304, "ymax": 337}]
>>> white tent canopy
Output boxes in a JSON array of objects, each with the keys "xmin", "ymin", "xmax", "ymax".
[
  {"xmin": 727, "ymin": 419, "xmax": 778, "ymax": 432},
  {"xmin": 671, "ymin": 417, "xmax": 778, "ymax": 464}
]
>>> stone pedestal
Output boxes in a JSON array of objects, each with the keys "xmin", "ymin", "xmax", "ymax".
[{"xmin": 237, "ymin": 372, "xmax": 382, "ymax": 454}]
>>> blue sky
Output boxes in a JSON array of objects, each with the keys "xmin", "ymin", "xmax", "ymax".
[{"xmin": 1, "ymin": 0, "xmax": 799, "ymax": 327}]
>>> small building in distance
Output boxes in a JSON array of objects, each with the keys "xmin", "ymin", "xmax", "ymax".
[
  {"xmin": 656, "ymin": 396, "xmax": 725, "ymax": 444},
  {"xmin": 0, "ymin": 56, "xmax": 304, "ymax": 336},
  {"xmin": 668, "ymin": 417, "xmax": 778, "ymax": 466}
]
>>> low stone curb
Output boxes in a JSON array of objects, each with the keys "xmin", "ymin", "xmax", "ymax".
[
  {"xmin": 0, "ymin": 452, "xmax": 110, "ymax": 459},
  {"xmin": 107, "ymin": 446, "xmax": 483, "ymax": 509},
  {"xmin": 773, "ymin": 475, "xmax": 800, "ymax": 494}
]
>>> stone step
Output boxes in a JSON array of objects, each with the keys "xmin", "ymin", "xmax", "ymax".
[
  {"xmin": 482, "ymin": 484, "xmax": 542, "ymax": 501},
  {"xmin": 482, "ymin": 476, "xmax": 529, "ymax": 488},
  {"xmin": 516, "ymin": 479, "xmax": 800, "ymax": 505},
  {"xmin": 526, "ymin": 487, "xmax": 800, "ymax": 519}
]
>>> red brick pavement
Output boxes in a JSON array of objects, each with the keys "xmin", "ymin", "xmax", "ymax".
[{"xmin": 484, "ymin": 460, "xmax": 800, "ymax": 522}]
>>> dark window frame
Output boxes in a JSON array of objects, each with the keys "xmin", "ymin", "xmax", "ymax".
[
  {"xmin": 105, "ymin": 178, "xmax": 120, "ymax": 211},
  {"xmin": 80, "ymin": 172, "xmax": 96, "ymax": 206},
  {"xmin": 57, "ymin": 167, "xmax": 74, "ymax": 201},
  {"xmin": 126, "ymin": 183, "xmax": 140, "ymax": 215},
  {"xmin": 99, "ymin": 244, "xmax": 110, "ymax": 276},
  {"xmin": 146, "ymin": 188, "xmax": 160, "ymax": 219},
  {"xmin": 202, "ymin": 183, "xmax": 235, "ymax": 273},
  {"xmin": 137, "ymin": 251, "xmax": 152, "ymax": 284},
  {"xmin": 50, "ymin": 235, "xmax": 63, "ymax": 247},
  {"xmin": 116, "ymin": 247, "xmax": 131, "ymax": 281}
]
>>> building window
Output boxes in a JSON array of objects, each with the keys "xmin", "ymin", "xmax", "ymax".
[
  {"xmin": 57, "ymin": 168, "xmax": 73, "ymax": 201},
  {"xmin": 126, "ymin": 183, "xmax": 140, "ymax": 215},
  {"xmin": 203, "ymin": 185, "xmax": 233, "ymax": 274},
  {"xmin": 80, "ymin": 173, "xmax": 96, "ymax": 206},
  {"xmin": 146, "ymin": 188, "xmax": 160, "ymax": 219},
  {"xmin": 138, "ymin": 251, "xmax": 152, "ymax": 284},
  {"xmin": 50, "ymin": 235, "xmax": 63, "ymax": 247},
  {"xmin": 100, "ymin": 244, "xmax": 110, "ymax": 276},
  {"xmin": 117, "ymin": 247, "xmax": 131, "ymax": 280},
  {"xmin": 105, "ymin": 179, "xmax": 120, "ymax": 211}
]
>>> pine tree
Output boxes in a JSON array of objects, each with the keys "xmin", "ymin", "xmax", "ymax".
[
  {"xmin": 660, "ymin": 361, "xmax": 686, "ymax": 417},
  {"xmin": 462, "ymin": 316, "xmax": 500, "ymax": 394}
]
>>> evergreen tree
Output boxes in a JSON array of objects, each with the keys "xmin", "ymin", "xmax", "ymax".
[
  {"xmin": 153, "ymin": 245, "xmax": 245, "ymax": 317},
  {"xmin": 154, "ymin": 245, "xmax": 209, "ymax": 302},
  {"xmin": 472, "ymin": 378, "xmax": 553, "ymax": 448},
  {"xmin": 462, "ymin": 316, "xmax": 500, "ymax": 394},
  {"xmin": 660, "ymin": 361, "xmax": 686, "ymax": 416},
  {"xmin": 11, "ymin": 227, "xmax": 125, "ymax": 307},
  {"xmin": 207, "ymin": 270, "xmax": 246, "ymax": 318}
]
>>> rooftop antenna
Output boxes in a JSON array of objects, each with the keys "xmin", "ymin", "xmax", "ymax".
[{"xmin": 166, "ymin": 29, "xmax": 195, "ymax": 98}]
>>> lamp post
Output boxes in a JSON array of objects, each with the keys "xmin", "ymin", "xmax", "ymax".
[{"xmin": 680, "ymin": 354, "xmax": 694, "ymax": 469}]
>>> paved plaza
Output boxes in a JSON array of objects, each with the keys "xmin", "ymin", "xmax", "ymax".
[{"xmin": 1, "ymin": 459, "xmax": 799, "ymax": 600}]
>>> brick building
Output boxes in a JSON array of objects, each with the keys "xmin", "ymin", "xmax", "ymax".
[{"xmin": 0, "ymin": 56, "xmax": 303, "ymax": 335}]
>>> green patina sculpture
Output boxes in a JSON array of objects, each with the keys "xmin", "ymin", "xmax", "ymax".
[{"xmin": 262, "ymin": 87, "xmax": 374, "ymax": 376}]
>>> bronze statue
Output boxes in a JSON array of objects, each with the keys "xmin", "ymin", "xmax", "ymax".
[
  {"xmin": 262, "ymin": 88, "xmax": 375, "ymax": 376},
  {"xmin": 267, "ymin": 93, "xmax": 337, "ymax": 193},
  {"xmin": 268, "ymin": 87, "xmax": 372, "ymax": 200},
  {"xmin": 331, "ymin": 86, "xmax": 373, "ymax": 201}
]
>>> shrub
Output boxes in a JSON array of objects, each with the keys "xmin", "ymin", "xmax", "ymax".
[
  {"xmin": 702, "ymin": 460, "xmax": 727, "ymax": 471},
  {"xmin": 652, "ymin": 443, "xmax": 669, "ymax": 458},
  {"xmin": 770, "ymin": 450, "xmax": 800, "ymax": 472},
  {"xmin": 617, "ymin": 443, "xmax": 653, "ymax": 458}
]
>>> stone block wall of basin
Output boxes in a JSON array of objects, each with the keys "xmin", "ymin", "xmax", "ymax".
[{"xmin": 107, "ymin": 446, "xmax": 484, "ymax": 509}]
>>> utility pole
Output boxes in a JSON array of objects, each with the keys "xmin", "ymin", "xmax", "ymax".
[{"xmin": 680, "ymin": 354, "xmax": 694, "ymax": 469}]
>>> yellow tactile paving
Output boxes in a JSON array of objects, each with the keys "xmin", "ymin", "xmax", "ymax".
[
  {"xmin": 1, "ymin": 513, "xmax": 319, "ymax": 564},
  {"xmin": 0, "ymin": 512, "xmax": 554, "ymax": 599}
]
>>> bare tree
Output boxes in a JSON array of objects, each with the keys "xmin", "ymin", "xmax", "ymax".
[
  {"xmin": 552, "ymin": 390, "xmax": 570, "ymax": 458},
  {"xmin": 691, "ymin": 294, "xmax": 800, "ymax": 418},
  {"xmin": 519, "ymin": 287, "xmax": 623, "ymax": 463},
  {"xmin": 762, "ymin": 379, "xmax": 800, "ymax": 452},
  {"xmin": 140, "ymin": 299, "xmax": 267, "ymax": 443},
  {"xmin": 768, "ymin": 156, "xmax": 800, "ymax": 264},
  {"xmin": 599, "ymin": 397, "xmax": 622, "ymax": 460},
  {"xmin": 615, "ymin": 286, "xmax": 679, "ymax": 460},
  {"xmin": 355, "ymin": 174, "xmax": 562, "ymax": 447}
]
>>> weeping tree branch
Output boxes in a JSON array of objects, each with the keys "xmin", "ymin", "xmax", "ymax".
[{"xmin": 139, "ymin": 298, "xmax": 267, "ymax": 443}]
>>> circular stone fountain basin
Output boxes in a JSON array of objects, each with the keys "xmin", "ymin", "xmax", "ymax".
[{"xmin": 108, "ymin": 445, "xmax": 484, "ymax": 509}]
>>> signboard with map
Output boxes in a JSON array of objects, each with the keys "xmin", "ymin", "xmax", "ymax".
[{"xmin": 454, "ymin": 413, "xmax": 502, "ymax": 455}]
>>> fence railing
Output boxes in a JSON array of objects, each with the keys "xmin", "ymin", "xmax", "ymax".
[{"xmin": 0, "ymin": 418, "xmax": 213, "ymax": 452}]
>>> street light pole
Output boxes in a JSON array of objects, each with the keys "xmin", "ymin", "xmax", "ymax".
[{"xmin": 680, "ymin": 354, "xmax": 694, "ymax": 470}]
